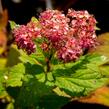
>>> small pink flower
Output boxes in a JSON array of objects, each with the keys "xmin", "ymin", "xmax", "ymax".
[{"xmin": 40, "ymin": 42, "xmax": 49, "ymax": 51}]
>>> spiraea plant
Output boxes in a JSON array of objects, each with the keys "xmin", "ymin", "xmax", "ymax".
[{"xmin": 0, "ymin": 9, "xmax": 109, "ymax": 109}]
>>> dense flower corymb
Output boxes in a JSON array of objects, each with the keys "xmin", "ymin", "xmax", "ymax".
[
  {"xmin": 12, "ymin": 9, "xmax": 97, "ymax": 62},
  {"xmin": 39, "ymin": 9, "xmax": 97, "ymax": 62},
  {"xmin": 13, "ymin": 25, "xmax": 36, "ymax": 55},
  {"xmin": 67, "ymin": 9, "xmax": 97, "ymax": 49},
  {"xmin": 12, "ymin": 20, "xmax": 40, "ymax": 54}
]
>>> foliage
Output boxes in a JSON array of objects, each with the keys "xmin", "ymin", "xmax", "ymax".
[
  {"xmin": 0, "ymin": 48, "xmax": 109, "ymax": 109},
  {"xmin": 0, "ymin": 10, "xmax": 109, "ymax": 109},
  {"xmin": 80, "ymin": 33, "xmax": 109, "ymax": 106}
]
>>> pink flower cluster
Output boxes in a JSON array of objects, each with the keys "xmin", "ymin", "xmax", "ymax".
[
  {"xmin": 67, "ymin": 9, "xmax": 97, "ymax": 49},
  {"xmin": 12, "ymin": 9, "xmax": 97, "ymax": 62},
  {"xmin": 39, "ymin": 9, "xmax": 97, "ymax": 62},
  {"xmin": 12, "ymin": 21, "xmax": 40, "ymax": 54},
  {"xmin": 39, "ymin": 9, "xmax": 70, "ymax": 49}
]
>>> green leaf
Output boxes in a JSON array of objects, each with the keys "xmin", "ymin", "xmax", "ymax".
[
  {"xmin": 99, "ymin": 62, "xmax": 109, "ymax": 76},
  {"xmin": 23, "ymin": 61, "xmax": 46, "ymax": 83},
  {"xmin": 9, "ymin": 21, "xmax": 17, "ymax": 30},
  {"xmin": 19, "ymin": 50, "xmax": 38, "ymax": 64},
  {"xmin": 6, "ymin": 44, "xmax": 21, "ymax": 67},
  {"xmin": 30, "ymin": 45, "xmax": 46, "ymax": 65},
  {"xmin": 0, "ymin": 83, "xmax": 7, "ymax": 99},
  {"xmin": 6, "ymin": 103, "xmax": 14, "ymax": 109},
  {"xmin": 55, "ymin": 77, "xmax": 107, "ymax": 96},
  {"xmin": 0, "ymin": 68, "xmax": 6, "ymax": 82},
  {"xmin": 31, "ymin": 17, "xmax": 39, "ymax": 23},
  {"xmin": 6, "ymin": 63, "xmax": 25, "ymax": 87},
  {"xmin": 53, "ymin": 54, "xmax": 109, "ymax": 96},
  {"xmin": 0, "ymin": 69, "xmax": 8, "ymax": 99},
  {"xmin": 18, "ymin": 46, "xmax": 46, "ymax": 66},
  {"xmin": 0, "ymin": 58, "xmax": 7, "ymax": 69},
  {"xmin": 15, "ymin": 78, "xmax": 69, "ymax": 109},
  {"xmin": 53, "ymin": 87, "xmax": 71, "ymax": 98},
  {"xmin": 95, "ymin": 26, "xmax": 100, "ymax": 30}
]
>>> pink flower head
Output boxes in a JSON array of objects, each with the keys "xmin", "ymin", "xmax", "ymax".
[
  {"xmin": 67, "ymin": 9, "xmax": 97, "ymax": 49},
  {"xmin": 39, "ymin": 9, "xmax": 70, "ymax": 49},
  {"xmin": 38, "ymin": 9, "xmax": 97, "ymax": 62},
  {"xmin": 12, "ymin": 18, "xmax": 42, "ymax": 54},
  {"xmin": 13, "ymin": 25, "xmax": 36, "ymax": 55}
]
